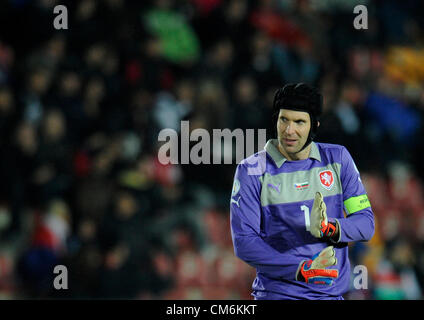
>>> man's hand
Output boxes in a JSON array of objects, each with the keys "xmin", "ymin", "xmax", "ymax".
[
  {"xmin": 310, "ymin": 192, "xmax": 337, "ymax": 239},
  {"xmin": 296, "ymin": 246, "xmax": 339, "ymax": 285}
]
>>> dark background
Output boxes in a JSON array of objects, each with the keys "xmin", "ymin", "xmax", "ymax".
[{"xmin": 0, "ymin": 0, "xmax": 423, "ymax": 299}]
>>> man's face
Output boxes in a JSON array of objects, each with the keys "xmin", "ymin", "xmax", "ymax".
[{"xmin": 277, "ymin": 109, "xmax": 311, "ymax": 157}]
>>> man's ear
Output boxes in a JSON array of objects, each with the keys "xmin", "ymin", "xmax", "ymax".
[{"xmin": 317, "ymin": 121, "xmax": 320, "ymax": 128}]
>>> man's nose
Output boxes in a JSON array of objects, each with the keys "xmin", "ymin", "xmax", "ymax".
[{"xmin": 285, "ymin": 122, "xmax": 295, "ymax": 135}]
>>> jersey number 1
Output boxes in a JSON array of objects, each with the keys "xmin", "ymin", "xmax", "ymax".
[{"xmin": 301, "ymin": 205, "xmax": 310, "ymax": 231}]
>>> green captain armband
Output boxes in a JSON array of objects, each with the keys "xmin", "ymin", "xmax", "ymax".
[{"xmin": 344, "ymin": 194, "xmax": 371, "ymax": 215}]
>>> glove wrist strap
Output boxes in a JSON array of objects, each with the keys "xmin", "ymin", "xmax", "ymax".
[{"xmin": 321, "ymin": 221, "xmax": 338, "ymax": 240}]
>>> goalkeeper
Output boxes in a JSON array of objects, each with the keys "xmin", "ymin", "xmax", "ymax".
[{"xmin": 230, "ymin": 83, "xmax": 375, "ymax": 300}]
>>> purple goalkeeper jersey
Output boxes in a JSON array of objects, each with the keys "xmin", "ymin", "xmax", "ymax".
[{"xmin": 230, "ymin": 139, "xmax": 375, "ymax": 300}]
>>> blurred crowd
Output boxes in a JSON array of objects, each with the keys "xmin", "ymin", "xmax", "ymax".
[{"xmin": 0, "ymin": 0, "xmax": 423, "ymax": 299}]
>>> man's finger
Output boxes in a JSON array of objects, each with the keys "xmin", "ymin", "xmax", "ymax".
[
  {"xmin": 315, "ymin": 192, "xmax": 323, "ymax": 203},
  {"xmin": 314, "ymin": 246, "xmax": 337, "ymax": 268}
]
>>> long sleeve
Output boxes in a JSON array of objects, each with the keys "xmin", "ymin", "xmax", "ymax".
[
  {"xmin": 230, "ymin": 160, "xmax": 300, "ymax": 280},
  {"xmin": 337, "ymin": 147, "xmax": 375, "ymax": 243}
]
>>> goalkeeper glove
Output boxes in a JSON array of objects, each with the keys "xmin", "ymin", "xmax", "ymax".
[
  {"xmin": 310, "ymin": 192, "xmax": 338, "ymax": 239},
  {"xmin": 296, "ymin": 246, "xmax": 339, "ymax": 285}
]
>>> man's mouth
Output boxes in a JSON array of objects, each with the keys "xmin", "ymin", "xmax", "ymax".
[{"xmin": 283, "ymin": 138, "xmax": 297, "ymax": 146}]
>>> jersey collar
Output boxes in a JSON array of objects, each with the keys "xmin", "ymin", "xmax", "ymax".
[{"xmin": 264, "ymin": 139, "xmax": 321, "ymax": 168}]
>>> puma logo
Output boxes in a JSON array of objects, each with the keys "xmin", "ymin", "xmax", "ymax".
[
  {"xmin": 231, "ymin": 196, "xmax": 241, "ymax": 207},
  {"xmin": 267, "ymin": 183, "xmax": 281, "ymax": 193}
]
